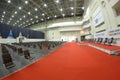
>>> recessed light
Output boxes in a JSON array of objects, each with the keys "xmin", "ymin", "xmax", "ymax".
[
  {"xmin": 60, "ymin": 8, "xmax": 63, "ymax": 11},
  {"xmin": 3, "ymin": 11, "xmax": 6, "ymax": 14},
  {"xmin": 15, "ymin": 11, "xmax": 17, "ymax": 14},
  {"xmin": 41, "ymin": 18, "xmax": 44, "ymax": 21},
  {"xmin": 25, "ymin": 1, "xmax": 28, "ymax": 4},
  {"xmin": 71, "ymin": 13, "xmax": 74, "ymax": 15},
  {"xmin": 19, "ymin": 7, "xmax": 22, "ymax": 10},
  {"xmin": 54, "ymin": 15, "xmax": 57, "ymax": 18},
  {"xmin": 23, "ymin": 15, "xmax": 26, "ymax": 18},
  {"xmin": 62, "ymin": 14, "xmax": 65, "ymax": 16},
  {"xmin": 47, "ymin": 17, "xmax": 50, "ymax": 19},
  {"xmin": 28, "ymin": 12, "xmax": 31, "ymax": 15},
  {"xmin": 20, "ymin": 18, "xmax": 22, "ymax": 20},
  {"xmin": 55, "ymin": 0, "xmax": 59, "ymax": 3},
  {"xmin": 8, "ymin": 0, "xmax": 11, "ymax": 3},
  {"xmin": 2, "ymin": 15, "xmax": 4, "ymax": 17},
  {"xmin": 35, "ymin": 16, "xmax": 38, "ymax": 18},
  {"xmin": 35, "ymin": 8, "xmax": 38, "ymax": 11},
  {"xmin": 42, "ymin": 13, "xmax": 45, "ymax": 16},
  {"xmin": 30, "ymin": 18, "xmax": 33, "ymax": 20},
  {"xmin": 44, "ymin": 4, "xmax": 47, "ymax": 7},
  {"xmin": 12, "ymin": 15, "xmax": 14, "ymax": 18},
  {"xmin": 70, "ymin": 7, "xmax": 74, "ymax": 10}
]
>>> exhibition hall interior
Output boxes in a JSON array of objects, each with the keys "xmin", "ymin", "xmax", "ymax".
[{"xmin": 0, "ymin": 0, "xmax": 120, "ymax": 80}]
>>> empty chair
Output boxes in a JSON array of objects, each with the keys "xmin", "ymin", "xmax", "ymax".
[
  {"xmin": 108, "ymin": 37, "xmax": 114, "ymax": 45},
  {"xmin": 24, "ymin": 50, "xmax": 31, "ymax": 59},
  {"xmin": 1, "ymin": 46, "xmax": 15, "ymax": 69},
  {"xmin": 18, "ymin": 48, "xmax": 23, "ymax": 56}
]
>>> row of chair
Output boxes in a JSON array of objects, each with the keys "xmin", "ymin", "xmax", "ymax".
[{"xmin": 0, "ymin": 41, "xmax": 65, "ymax": 70}]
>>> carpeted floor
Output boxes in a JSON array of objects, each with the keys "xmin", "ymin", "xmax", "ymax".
[{"xmin": 1, "ymin": 42, "xmax": 120, "ymax": 80}]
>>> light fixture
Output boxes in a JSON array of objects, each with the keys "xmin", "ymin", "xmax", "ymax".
[
  {"xmin": 35, "ymin": 16, "xmax": 38, "ymax": 18},
  {"xmin": 42, "ymin": 13, "xmax": 45, "ymax": 16},
  {"xmin": 10, "ymin": 18, "xmax": 12, "ymax": 20},
  {"xmin": 47, "ymin": 17, "xmax": 50, "ymax": 19},
  {"xmin": 15, "ymin": 11, "xmax": 17, "ymax": 14},
  {"xmin": 60, "ymin": 8, "xmax": 63, "ymax": 12},
  {"xmin": 3, "ymin": 11, "xmax": 6, "ymax": 14},
  {"xmin": 20, "ymin": 18, "xmax": 22, "ymax": 20},
  {"xmin": 25, "ymin": 1, "xmax": 28, "ymax": 4},
  {"xmin": 2, "ymin": 15, "xmax": 4, "ymax": 17},
  {"xmin": 19, "ymin": 7, "xmax": 22, "ymax": 10},
  {"xmin": 41, "ymin": 18, "xmax": 44, "ymax": 21},
  {"xmin": 81, "ymin": 7, "xmax": 84, "ymax": 10},
  {"xmin": 62, "ymin": 14, "xmax": 65, "ymax": 17},
  {"xmin": 8, "ymin": 0, "xmax": 11, "ymax": 3},
  {"xmin": 23, "ymin": 15, "xmax": 26, "ymax": 18},
  {"xmin": 30, "ymin": 18, "xmax": 33, "ymax": 21},
  {"xmin": 70, "ymin": 7, "xmax": 74, "ymax": 10},
  {"xmin": 55, "ymin": 0, "xmax": 59, "ymax": 3},
  {"xmin": 54, "ymin": 15, "xmax": 57, "ymax": 18},
  {"xmin": 71, "ymin": 13, "xmax": 74, "ymax": 15},
  {"xmin": 35, "ymin": 8, "xmax": 38, "ymax": 11},
  {"xmin": 44, "ymin": 4, "xmax": 47, "ymax": 7},
  {"xmin": 28, "ymin": 12, "xmax": 31, "ymax": 15},
  {"xmin": 12, "ymin": 15, "xmax": 14, "ymax": 18}
]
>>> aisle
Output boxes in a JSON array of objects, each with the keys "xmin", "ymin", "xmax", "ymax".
[{"xmin": 1, "ymin": 42, "xmax": 120, "ymax": 80}]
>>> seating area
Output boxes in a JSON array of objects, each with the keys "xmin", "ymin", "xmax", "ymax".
[
  {"xmin": 79, "ymin": 37, "xmax": 120, "ymax": 56},
  {"xmin": 0, "ymin": 41, "xmax": 65, "ymax": 78}
]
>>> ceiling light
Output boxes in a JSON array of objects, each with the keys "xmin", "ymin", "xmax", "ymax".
[
  {"xmin": 60, "ymin": 8, "xmax": 63, "ymax": 12},
  {"xmin": 32, "ymin": 22, "xmax": 34, "ymax": 24},
  {"xmin": 2, "ymin": 15, "xmax": 4, "ymax": 17},
  {"xmin": 17, "ymin": 20, "xmax": 19, "ymax": 23},
  {"xmin": 36, "ymin": 20, "xmax": 39, "ymax": 22},
  {"xmin": 25, "ymin": 1, "xmax": 28, "ymax": 4},
  {"xmin": 19, "ymin": 7, "xmax": 22, "ymax": 10},
  {"xmin": 71, "ymin": 13, "xmax": 74, "ymax": 15},
  {"xmin": 30, "ymin": 18, "xmax": 33, "ymax": 20},
  {"xmin": 15, "ymin": 11, "xmax": 17, "ymax": 14},
  {"xmin": 47, "ymin": 17, "xmax": 50, "ymax": 19},
  {"xmin": 23, "ymin": 15, "xmax": 26, "ymax": 18},
  {"xmin": 23, "ymin": 22, "xmax": 25, "ymax": 24},
  {"xmin": 26, "ymin": 20, "xmax": 29, "ymax": 22},
  {"xmin": 62, "ymin": 14, "xmax": 65, "ymax": 16},
  {"xmin": 44, "ymin": 4, "xmax": 47, "ymax": 7},
  {"xmin": 12, "ymin": 15, "xmax": 14, "ymax": 18},
  {"xmin": 41, "ymin": 18, "xmax": 44, "ymax": 21},
  {"xmin": 70, "ymin": 7, "xmax": 74, "ymax": 10},
  {"xmin": 20, "ymin": 18, "xmax": 22, "ymax": 20},
  {"xmin": 35, "ymin": 16, "xmax": 38, "ymax": 18},
  {"xmin": 28, "ymin": 12, "xmax": 31, "ymax": 15},
  {"xmin": 8, "ymin": 0, "xmax": 11, "ymax": 3},
  {"xmin": 81, "ymin": 7, "xmax": 84, "ymax": 10},
  {"xmin": 35, "ymin": 8, "xmax": 38, "ymax": 11},
  {"xmin": 54, "ymin": 15, "xmax": 57, "ymax": 18},
  {"xmin": 42, "ymin": 13, "xmax": 45, "ymax": 16},
  {"xmin": 10, "ymin": 18, "xmax": 12, "ymax": 20},
  {"xmin": 55, "ymin": 0, "xmax": 59, "ymax": 3},
  {"xmin": 3, "ymin": 11, "xmax": 6, "ymax": 14}
]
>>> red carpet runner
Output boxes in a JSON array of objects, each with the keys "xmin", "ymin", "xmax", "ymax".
[{"xmin": 1, "ymin": 42, "xmax": 120, "ymax": 80}]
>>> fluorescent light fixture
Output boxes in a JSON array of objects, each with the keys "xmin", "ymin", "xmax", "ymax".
[
  {"xmin": 71, "ymin": 13, "xmax": 74, "ymax": 15},
  {"xmin": 30, "ymin": 18, "xmax": 33, "ymax": 20},
  {"xmin": 23, "ymin": 15, "xmax": 26, "ymax": 18},
  {"xmin": 47, "ymin": 17, "xmax": 50, "ymax": 19},
  {"xmin": 81, "ymin": 7, "xmax": 84, "ymax": 9},
  {"xmin": 15, "ymin": 11, "xmax": 17, "ymax": 14},
  {"xmin": 20, "ymin": 18, "xmax": 22, "ymax": 20},
  {"xmin": 2, "ymin": 15, "xmax": 4, "ymax": 17}
]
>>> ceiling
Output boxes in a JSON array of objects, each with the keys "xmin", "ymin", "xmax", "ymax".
[{"xmin": 0, "ymin": 0, "xmax": 84, "ymax": 28}]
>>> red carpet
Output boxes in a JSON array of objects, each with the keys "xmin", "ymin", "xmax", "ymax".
[{"xmin": 1, "ymin": 42, "xmax": 120, "ymax": 80}]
